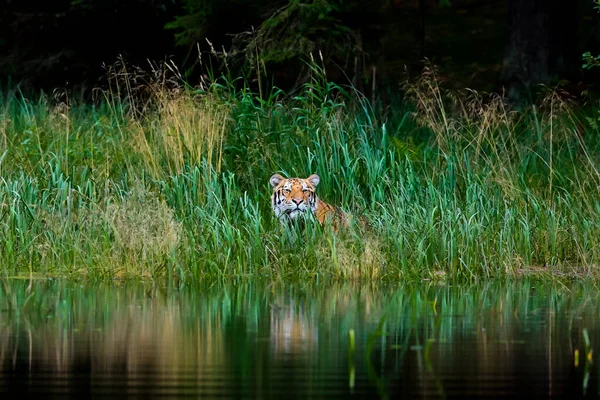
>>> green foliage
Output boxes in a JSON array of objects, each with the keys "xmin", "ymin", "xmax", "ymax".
[
  {"xmin": 1, "ymin": 61, "xmax": 600, "ymax": 283},
  {"xmin": 582, "ymin": 0, "xmax": 600, "ymax": 69},
  {"xmin": 166, "ymin": 0, "xmax": 388, "ymax": 85},
  {"xmin": 239, "ymin": 0, "xmax": 354, "ymax": 65},
  {"xmin": 582, "ymin": 51, "xmax": 600, "ymax": 70},
  {"xmin": 164, "ymin": 0, "xmax": 217, "ymax": 47},
  {"xmin": 165, "ymin": 0, "xmax": 274, "ymax": 48}
]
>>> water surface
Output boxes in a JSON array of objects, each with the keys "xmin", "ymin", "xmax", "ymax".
[{"xmin": 0, "ymin": 279, "xmax": 598, "ymax": 398}]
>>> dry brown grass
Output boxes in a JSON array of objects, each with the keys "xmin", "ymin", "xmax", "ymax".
[
  {"xmin": 106, "ymin": 181, "xmax": 181, "ymax": 268},
  {"xmin": 101, "ymin": 57, "xmax": 231, "ymax": 179},
  {"xmin": 130, "ymin": 92, "xmax": 230, "ymax": 178},
  {"xmin": 36, "ymin": 181, "xmax": 181, "ymax": 279},
  {"xmin": 320, "ymin": 234, "xmax": 386, "ymax": 280}
]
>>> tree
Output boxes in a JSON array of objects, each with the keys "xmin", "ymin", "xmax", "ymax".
[
  {"xmin": 0, "ymin": 0, "xmax": 179, "ymax": 91},
  {"xmin": 166, "ymin": 0, "xmax": 388, "ymax": 91},
  {"xmin": 501, "ymin": 0, "xmax": 578, "ymax": 101}
]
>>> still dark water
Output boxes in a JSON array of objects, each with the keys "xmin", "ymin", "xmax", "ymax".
[{"xmin": 0, "ymin": 279, "xmax": 598, "ymax": 399}]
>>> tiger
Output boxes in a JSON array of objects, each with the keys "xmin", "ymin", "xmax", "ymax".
[{"xmin": 269, "ymin": 173, "xmax": 346, "ymax": 229}]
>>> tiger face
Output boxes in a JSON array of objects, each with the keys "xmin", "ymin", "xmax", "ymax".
[{"xmin": 270, "ymin": 174, "xmax": 321, "ymax": 221}]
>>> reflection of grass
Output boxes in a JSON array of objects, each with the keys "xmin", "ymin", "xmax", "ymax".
[
  {"xmin": 365, "ymin": 317, "xmax": 388, "ymax": 399},
  {"xmin": 348, "ymin": 328, "xmax": 356, "ymax": 390},
  {"xmin": 2, "ymin": 59, "xmax": 600, "ymax": 282},
  {"xmin": 0, "ymin": 279, "xmax": 598, "ymax": 395},
  {"xmin": 576, "ymin": 328, "xmax": 594, "ymax": 394}
]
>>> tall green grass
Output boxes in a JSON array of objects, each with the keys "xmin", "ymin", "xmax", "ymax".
[{"xmin": 1, "ymin": 61, "xmax": 600, "ymax": 282}]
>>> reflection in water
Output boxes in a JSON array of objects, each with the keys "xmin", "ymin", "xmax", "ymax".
[
  {"xmin": 270, "ymin": 300, "xmax": 318, "ymax": 356},
  {"xmin": 0, "ymin": 280, "xmax": 597, "ymax": 398}
]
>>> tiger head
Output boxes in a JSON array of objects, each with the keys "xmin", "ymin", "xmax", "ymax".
[{"xmin": 269, "ymin": 173, "xmax": 320, "ymax": 221}]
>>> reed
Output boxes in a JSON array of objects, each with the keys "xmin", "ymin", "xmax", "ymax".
[{"xmin": 0, "ymin": 60, "xmax": 599, "ymax": 283}]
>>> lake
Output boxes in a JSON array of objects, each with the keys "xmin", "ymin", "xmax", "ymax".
[{"xmin": 0, "ymin": 279, "xmax": 597, "ymax": 398}]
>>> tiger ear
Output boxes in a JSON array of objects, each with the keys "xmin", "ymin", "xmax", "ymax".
[
  {"xmin": 306, "ymin": 174, "xmax": 320, "ymax": 187},
  {"xmin": 270, "ymin": 174, "xmax": 285, "ymax": 188}
]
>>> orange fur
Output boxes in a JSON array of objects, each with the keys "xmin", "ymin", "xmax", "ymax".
[{"xmin": 270, "ymin": 173, "xmax": 346, "ymax": 229}]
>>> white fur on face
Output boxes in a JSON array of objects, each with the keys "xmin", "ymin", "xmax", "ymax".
[{"xmin": 271, "ymin": 178, "xmax": 318, "ymax": 222}]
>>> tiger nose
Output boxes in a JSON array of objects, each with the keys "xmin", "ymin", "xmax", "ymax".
[{"xmin": 292, "ymin": 198, "xmax": 303, "ymax": 205}]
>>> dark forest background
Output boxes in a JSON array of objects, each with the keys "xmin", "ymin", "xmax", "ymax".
[{"xmin": 1, "ymin": 0, "xmax": 600, "ymax": 101}]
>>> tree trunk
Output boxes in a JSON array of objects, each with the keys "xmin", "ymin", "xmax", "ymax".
[
  {"xmin": 417, "ymin": 0, "xmax": 425, "ymax": 61},
  {"xmin": 501, "ymin": 0, "xmax": 577, "ymax": 101}
]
